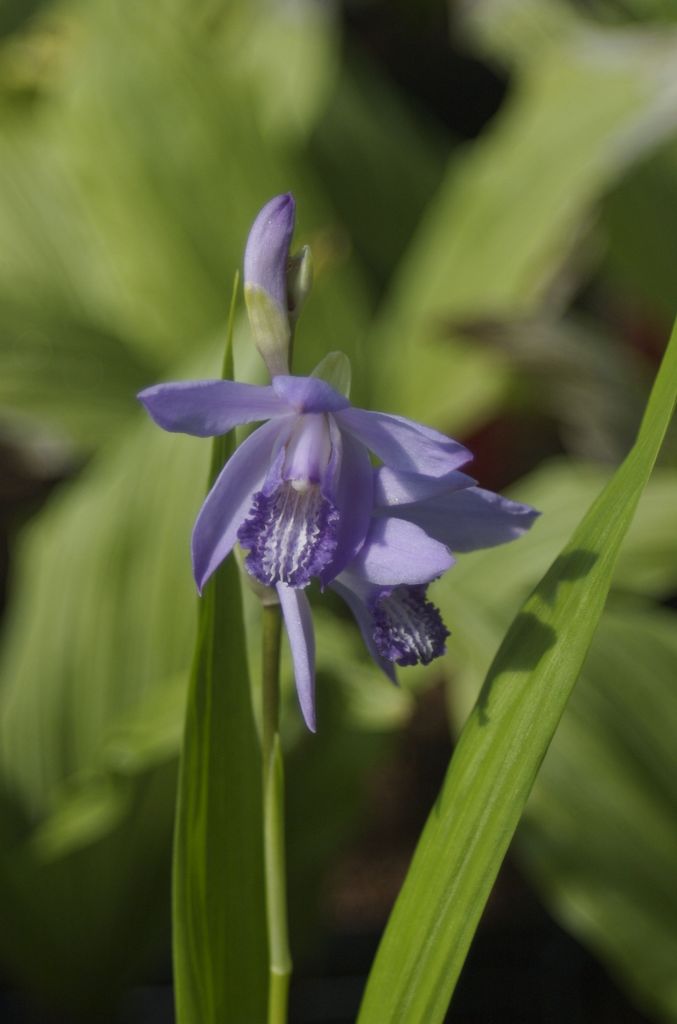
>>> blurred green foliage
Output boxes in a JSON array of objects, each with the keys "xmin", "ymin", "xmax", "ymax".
[{"xmin": 0, "ymin": 0, "xmax": 676, "ymax": 1019}]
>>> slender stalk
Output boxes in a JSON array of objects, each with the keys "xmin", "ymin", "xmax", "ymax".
[
  {"xmin": 262, "ymin": 603, "xmax": 282, "ymax": 776},
  {"xmin": 261, "ymin": 602, "xmax": 292, "ymax": 1024}
]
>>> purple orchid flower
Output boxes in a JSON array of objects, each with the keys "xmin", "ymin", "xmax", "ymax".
[
  {"xmin": 138, "ymin": 193, "xmax": 538, "ymax": 731},
  {"xmin": 138, "ymin": 372, "xmax": 468, "ymax": 596},
  {"xmin": 138, "ymin": 370, "xmax": 467, "ymax": 730}
]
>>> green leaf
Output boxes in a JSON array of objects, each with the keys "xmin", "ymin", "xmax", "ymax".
[
  {"xmin": 520, "ymin": 601, "xmax": 677, "ymax": 1021},
  {"xmin": 357, "ymin": 318, "xmax": 677, "ymax": 1024},
  {"xmin": 172, "ymin": 278, "xmax": 268, "ymax": 1024},
  {"xmin": 440, "ymin": 461, "xmax": 677, "ymax": 727}
]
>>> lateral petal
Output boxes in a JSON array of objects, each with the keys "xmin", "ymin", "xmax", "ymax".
[
  {"xmin": 347, "ymin": 517, "xmax": 454, "ymax": 586},
  {"xmin": 335, "ymin": 407, "xmax": 471, "ymax": 476}
]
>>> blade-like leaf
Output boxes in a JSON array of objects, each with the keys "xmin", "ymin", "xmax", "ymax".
[
  {"xmin": 172, "ymin": 279, "xmax": 268, "ymax": 1023},
  {"xmin": 520, "ymin": 602, "xmax": 677, "ymax": 1021},
  {"xmin": 442, "ymin": 461, "xmax": 677, "ymax": 726},
  {"xmin": 357, "ymin": 317, "xmax": 677, "ymax": 1024}
]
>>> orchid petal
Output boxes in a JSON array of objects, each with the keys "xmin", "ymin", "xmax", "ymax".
[
  {"xmin": 397, "ymin": 486, "xmax": 540, "ymax": 552},
  {"xmin": 373, "ymin": 466, "xmax": 476, "ymax": 508},
  {"xmin": 272, "ymin": 375, "xmax": 350, "ymax": 414},
  {"xmin": 138, "ymin": 380, "xmax": 289, "ymax": 437},
  {"xmin": 322, "ymin": 423, "xmax": 373, "ymax": 583},
  {"xmin": 192, "ymin": 418, "xmax": 288, "ymax": 591},
  {"xmin": 330, "ymin": 580, "xmax": 396, "ymax": 682},
  {"xmin": 277, "ymin": 583, "xmax": 317, "ymax": 732},
  {"xmin": 348, "ymin": 517, "xmax": 454, "ymax": 586},
  {"xmin": 335, "ymin": 408, "xmax": 472, "ymax": 476}
]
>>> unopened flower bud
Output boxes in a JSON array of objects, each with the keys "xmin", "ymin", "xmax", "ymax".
[{"xmin": 244, "ymin": 193, "xmax": 296, "ymax": 377}]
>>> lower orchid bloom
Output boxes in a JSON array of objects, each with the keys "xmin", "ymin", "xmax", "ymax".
[
  {"xmin": 329, "ymin": 464, "xmax": 539, "ymax": 679},
  {"xmin": 277, "ymin": 510, "xmax": 455, "ymax": 730},
  {"xmin": 271, "ymin": 464, "xmax": 538, "ymax": 730}
]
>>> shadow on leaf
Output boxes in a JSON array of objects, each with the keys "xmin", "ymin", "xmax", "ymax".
[{"xmin": 476, "ymin": 548, "xmax": 598, "ymax": 721}]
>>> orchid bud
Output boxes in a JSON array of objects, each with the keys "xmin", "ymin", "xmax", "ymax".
[{"xmin": 244, "ymin": 193, "xmax": 296, "ymax": 378}]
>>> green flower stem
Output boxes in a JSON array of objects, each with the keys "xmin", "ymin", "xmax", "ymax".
[{"xmin": 261, "ymin": 602, "xmax": 292, "ymax": 1024}]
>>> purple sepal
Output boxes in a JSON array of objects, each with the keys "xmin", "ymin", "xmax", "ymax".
[
  {"xmin": 396, "ymin": 486, "xmax": 540, "ymax": 552},
  {"xmin": 244, "ymin": 194, "xmax": 296, "ymax": 311},
  {"xmin": 138, "ymin": 379, "xmax": 288, "ymax": 437}
]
